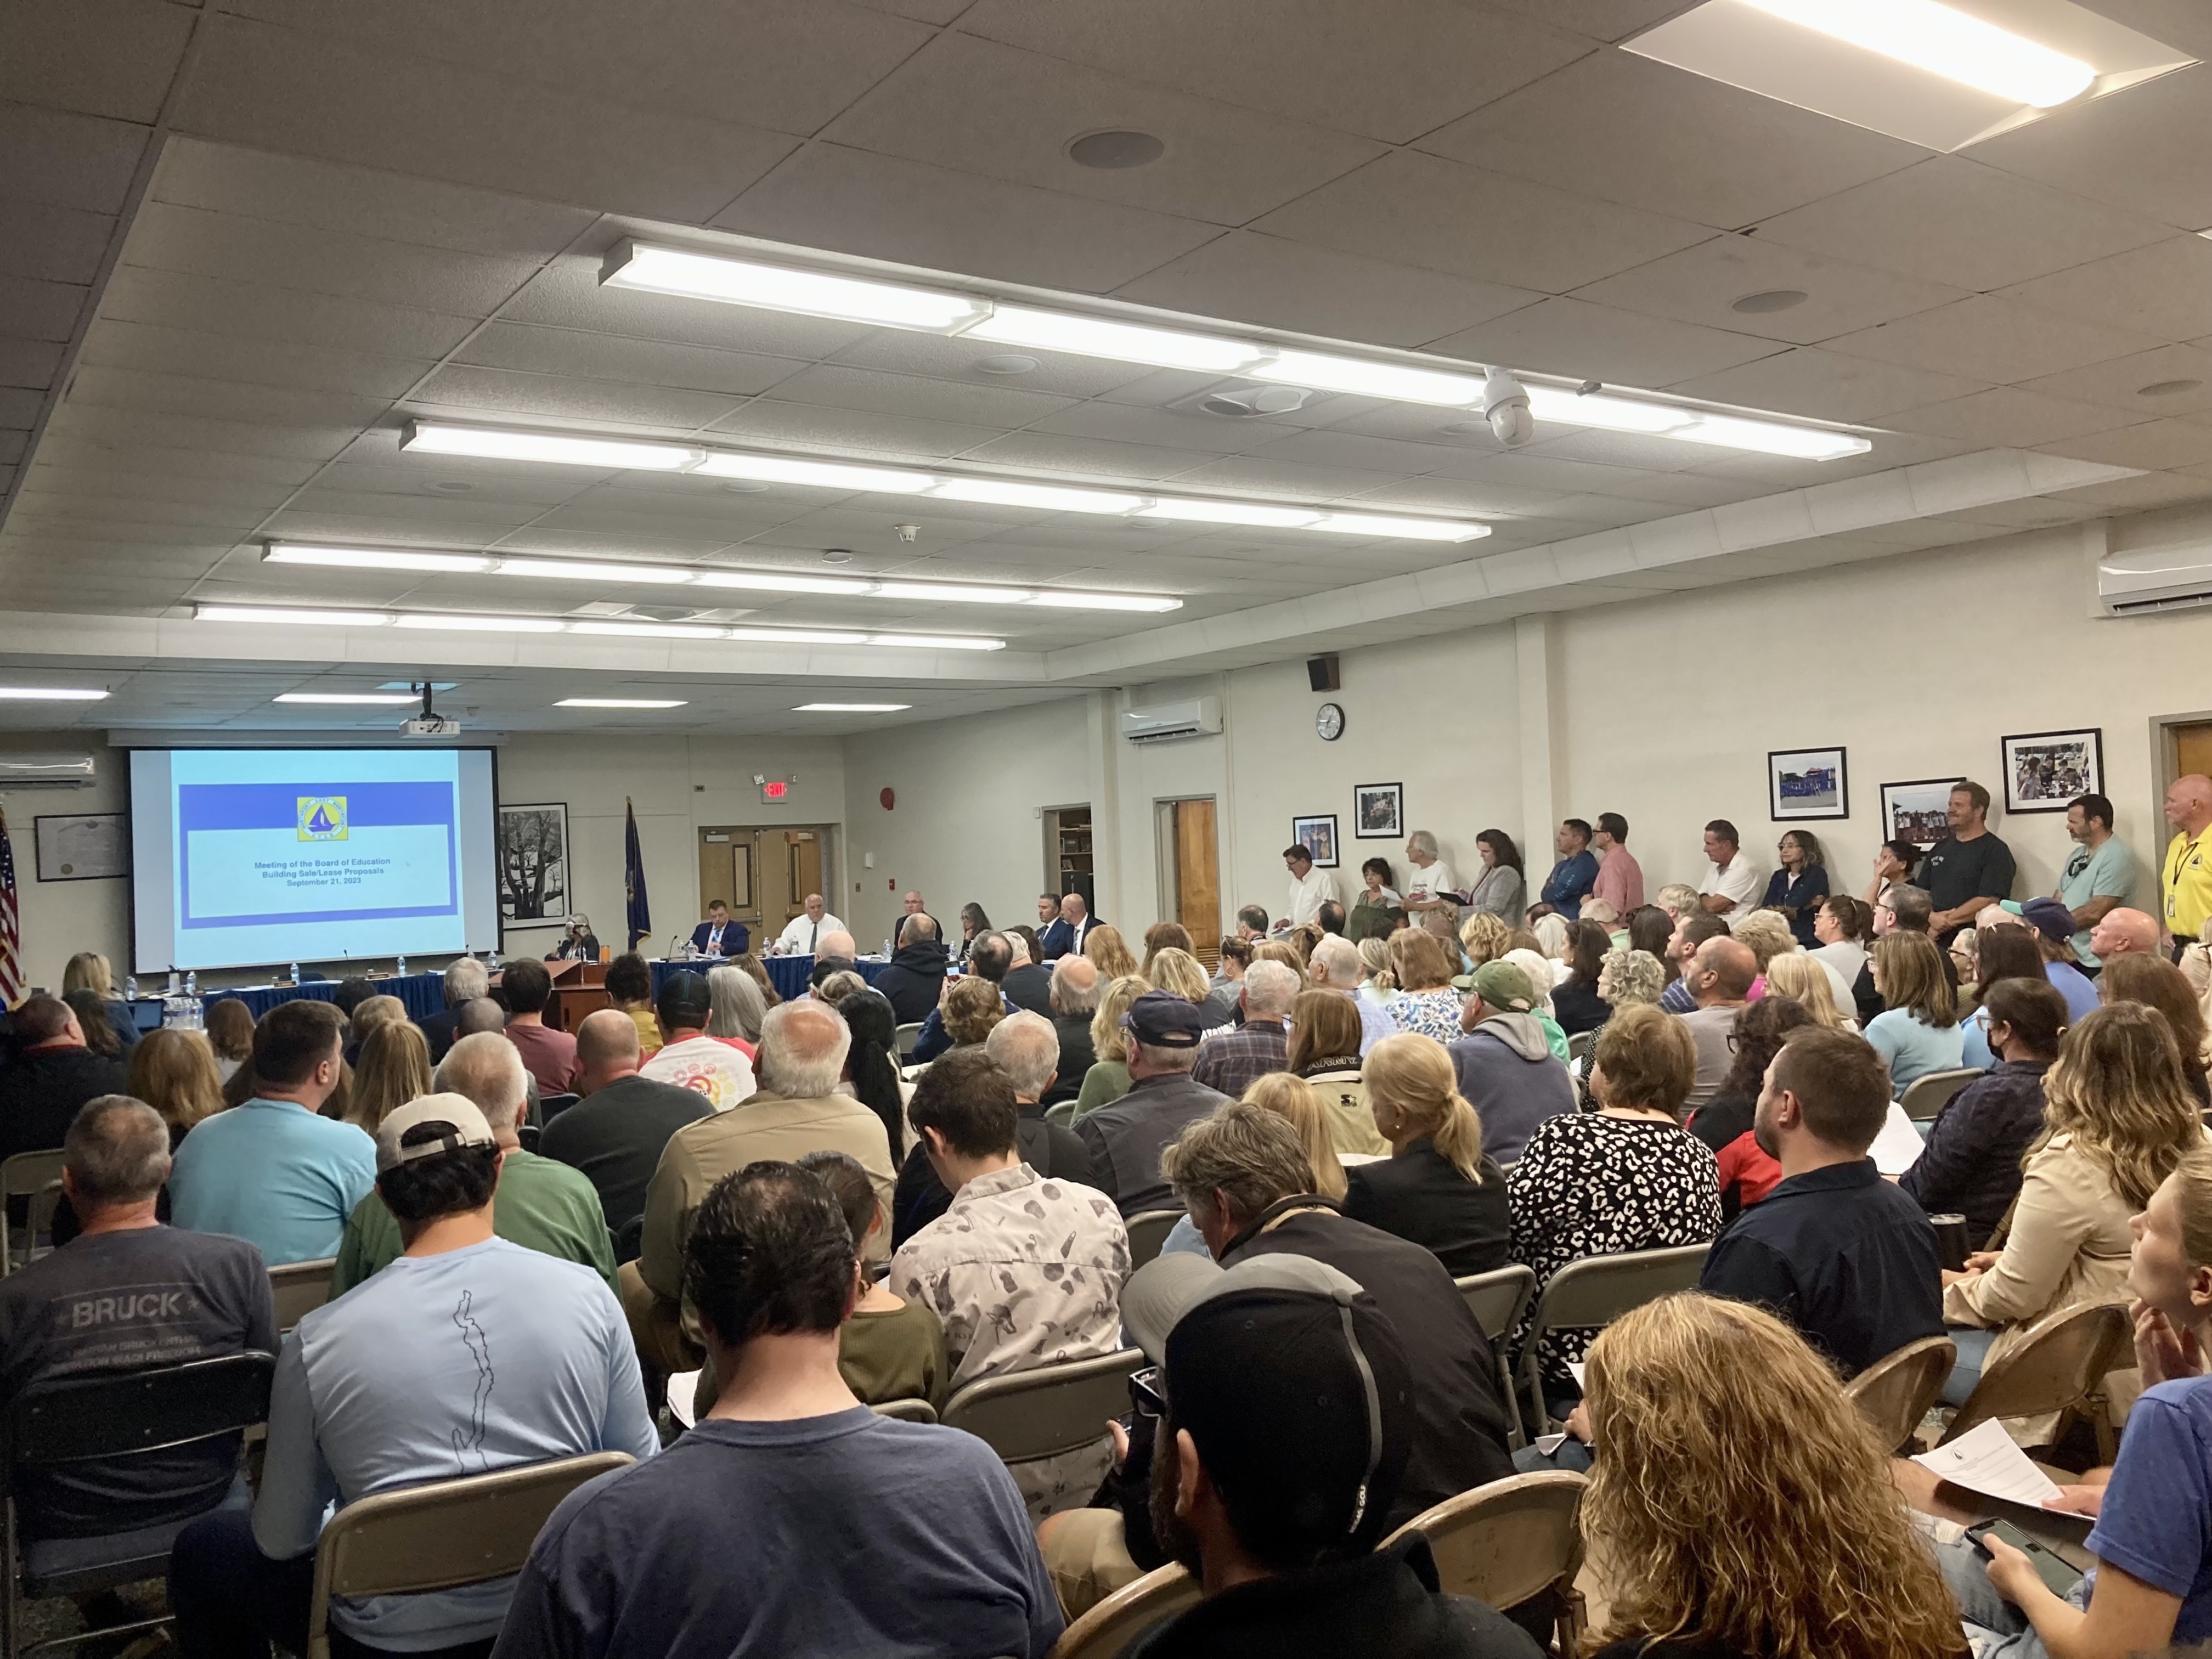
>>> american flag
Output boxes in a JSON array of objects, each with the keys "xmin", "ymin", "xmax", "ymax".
[{"xmin": 0, "ymin": 807, "xmax": 19, "ymax": 1005}]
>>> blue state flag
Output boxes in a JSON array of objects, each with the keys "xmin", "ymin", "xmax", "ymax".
[{"xmin": 624, "ymin": 797, "xmax": 651, "ymax": 949}]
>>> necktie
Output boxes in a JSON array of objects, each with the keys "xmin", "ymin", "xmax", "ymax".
[{"xmin": 809, "ymin": 922, "xmax": 819, "ymax": 953}]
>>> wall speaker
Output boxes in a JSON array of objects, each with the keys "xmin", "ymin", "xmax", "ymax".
[{"xmin": 1306, "ymin": 653, "xmax": 1340, "ymax": 693}]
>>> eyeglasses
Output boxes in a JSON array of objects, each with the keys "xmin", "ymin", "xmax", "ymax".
[{"xmin": 1128, "ymin": 1365, "xmax": 1165, "ymax": 1420}]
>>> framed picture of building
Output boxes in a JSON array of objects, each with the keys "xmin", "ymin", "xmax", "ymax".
[{"xmin": 1769, "ymin": 747, "xmax": 1848, "ymax": 821}]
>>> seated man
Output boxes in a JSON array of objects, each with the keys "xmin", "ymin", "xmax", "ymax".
[
  {"xmin": 493, "ymin": 1162, "xmax": 1062, "ymax": 1659},
  {"xmin": 873, "ymin": 912, "xmax": 949, "ymax": 1026},
  {"xmin": 1700, "ymin": 1025, "xmax": 1944, "ymax": 1375},
  {"xmin": 169, "ymin": 1094, "xmax": 658, "ymax": 1658},
  {"xmin": 168, "ymin": 1000, "xmax": 375, "ymax": 1265},
  {"xmin": 1037, "ymin": 891, "xmax": 1101, "ymax": 961},
  {"xmin": 1040, "ymin": 1103, "xmax": 1515, "ymax": 1619},
  {"xmin": 331, "ymin": 1032, "xmax": 616, "ymax": 1294},
  {"xmin": 1072, "ymin": 992, "xmax": 1232, "ymax": 1217},
  {"xmin": 890, "ymin": 1048, "xmax": 1127, "ymax": 1516},
  {"xmin": 1444, "ymin": 962, "xmax": 1574, "ymax": 1165},
  {"xmin": 1190, "ymin": 960, "xmax": 1299, "ymax": 1099},
  {"xmin": 639, "ymin": 970, "xmax": 757, "ymax": 1111},
  {"xmin": 689, "ymin": 898, "xmax": 747, "ymax": 960},
  {"xmin": 1113, "ymin": 1252, "xmax": 1541, "ymax": 1659},
  {"xmin": 496, "ymin": 958, "xmax": 577, "ymax": 1098},
  {"xmin": 622, "ymin": 999, "xmax": 895, "ymax": 1386},
  {"xmin": 1043, "ymin": 955, "xmax": 1101, "ymax": 1107},
  {"xmin": 771, "ymin": 892, "xmax": 846, "ymax": 957},
  {"xmin": 0, "ymin": 995, "xmax": 129, "ymax": 1169},
  {"xmin": 419, "ymin": 956, "xmax": 488, "ymax": 1064},
  {"xmin": 540, "ymin": 1008, "xmax": 709, "ymax": 1259},
  {"xmin": 1309, "ymin": 935, "xmax": 1395, "ymax": 1054},
  {"xmin": 1000, "ymin": 932, "xmax": 1054, "ymax": 1016},
  {"xmin": 0, "ymin": 1096, "xmax": 275, "ymax": 1548}
]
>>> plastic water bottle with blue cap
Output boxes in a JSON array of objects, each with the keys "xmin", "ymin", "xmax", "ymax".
[{"xmin": 396, "ymin": 953, "xmax": 408, "ymax": 979}]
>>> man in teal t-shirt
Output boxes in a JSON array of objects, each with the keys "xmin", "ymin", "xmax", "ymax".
[{"xmin": 2057, "ymin": 793, "xmax": 2133, "ymax": 969}]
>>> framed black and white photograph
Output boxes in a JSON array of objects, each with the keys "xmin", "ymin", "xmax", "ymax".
[
  {"xmin": 1353, "ymin": 782, "xmax": 1403, "ymax": 840},
  {"xmin": 1291, "ymin": 814, "xmax": 1339, "ymax": 868},
  {"xmin": 33, "ymin": 813, "xmax": 128, "ymax": 882},
  {"xmin": 1769, "ymin": 747, "xmax": 1848, "ymax": 821},
  {"xmin": 1881, "ymin": 778, "xmax": 1962, "ymax": 850},
  {"xmin": 496, "ymin": 802, "xmax": 569, "ymax": 926},
  {"xmin": 2002, "ymin": 728, "xmax": 2102, "ymax": 814}
]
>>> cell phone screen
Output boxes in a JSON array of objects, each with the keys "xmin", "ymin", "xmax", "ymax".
[{"xmin": 1968, "ymin": 1520, "xmax": 2086, "ymax": 1598}]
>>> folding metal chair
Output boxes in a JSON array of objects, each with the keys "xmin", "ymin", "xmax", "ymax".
[
  {"xmin": 1121, "ymin": 1211, "xmax": 1182, "ymax": 1272},
  {"xmin": 870, "ymin": 1397, "xmax": 938, "ymax": 1423},
  {"xmin": 1900, "ymin": 1067, "xmax": 1979, "ymax": 1123},
  {"xmin": 269, "ymin": 1257, "xmax": 338, "ymax": 1331},
  {"xmin": 941, "ymin": 1348, "xmax": 1143, "ymax": 1472},
  {"xmin": 1942, "ymin": 1301, "xmax": 2132, "ymax": 1459},
  {"xmin": 1455, "ymin": 1264, "xmax": 1538, "ymax": 1449},
  {"xmin": 1518, "ymin": 1243, "xmax": 1711, "ymax": 1435},
  {"xmin": 0, "ymin": 1152, "xmax": 64, "ymax": 1278},
  {"xmin": 1043, "ymin": 1561, "xmax": 1197, "ymax": 1659},
  {"xmin": 1383, "ymin": 1470, "xmax": 1590, "ymax": 1652},
  {"xmin": 1844, "ymin": 1334, "xmax": 1956, "ymax": 1453}
]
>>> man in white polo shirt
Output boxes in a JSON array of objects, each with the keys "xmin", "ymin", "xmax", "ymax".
[
  {"xmin": 1697, "ymin": 819, "xmax": 1764, "ymax": 927},
  {"xmin": 772, "ymin": 893, "xmax": 846, "ymax": 956},
  {"xmin": 1281, "ymin": 844, "xmax": 1339, "ymax": 932}
]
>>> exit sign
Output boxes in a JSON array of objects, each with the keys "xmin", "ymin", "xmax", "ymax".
[{"xmin": 760, "ymin": 779, "xmax": 791, "ymax": 803}]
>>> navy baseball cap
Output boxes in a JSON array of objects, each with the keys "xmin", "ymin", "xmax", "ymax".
[{"xmin": 1124, "ymin": 988, "xmax": 1210, "ymax": 1048}]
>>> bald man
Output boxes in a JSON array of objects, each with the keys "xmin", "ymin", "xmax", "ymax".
[
  {"xmin": 2162, "ymin": 774, "xmax": 2212, "ymax": 954},
  {"xmin": 2087, "ymin": 906, "xmax": 2162, "ymax": 963},
  {"xmin": 538, "ymin": 1007, "xmax": 710, "ymax": 1260},
  {"xmin": 1680, "ymin": 936, "xmax": 1758, "ymax": 1110}
]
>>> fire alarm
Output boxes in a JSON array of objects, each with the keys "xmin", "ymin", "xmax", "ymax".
[{"xmin": 879, "ymin": 787, "xmax": 895, "ymax": 810}]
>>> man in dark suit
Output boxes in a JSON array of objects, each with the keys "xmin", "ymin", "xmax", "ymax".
[
  {"xmin": 687, "ymin": 900, "xmax": 748, "ymax": 959},
  {"xmin": 1037, "ymin": 893, "xmax": 1103, "ymax": 961},
  {"xmin": 1000, "ymin": 933, "xmax": 1053, "ymax": 1015}
]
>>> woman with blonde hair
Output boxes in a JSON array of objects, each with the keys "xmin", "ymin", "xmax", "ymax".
[
  {"xmin": 347, "ymin": 1019, "xmax": 431, "ymax": 1134},
  {"xmin": 1596, "ymin": 946, "xmax": 1666, "ymax": 1012},
  {"xmin": 1071, "ymin": 973, "xmax": 1148, "ymax": 1119},
  {"xmin": 1344, "ymin": 1032, "xmax": 1510, "ymax": 1276},
  {"xmin": 1138, "ymin": 921, "xmax": 1193, "ymax": 978},
  {"xmin": 1730, "ymin": 907, "xmax": 1798, "ymax": 982},
  {"xmin": 1249, "ymin": 937, "xmax": 1308, "ymax": 984},
  {"xmin": 1762, "ymin": 951, "xmax": 1852, "ymax": 1030},
  {"xmin": 1244, "ymin": 1071, "xmax": 1348, "ymax": 1203},
  {"xmin": 1381, "ymin": 929, "xmax": 1463, "ymax": 1043},
  {"xmin": 1584, "ymin": 1294, "xmax": 1968, "ymax": 1659},
  {"xmin": 1081, "ymin": 924, "xmax": 1137, "ymax": 983},
  {"xmin": 2101, "ymin": 950, "xmax": 2212, "ymax": 1107},
  {"xmin": 1941, "ymin": 1000, "xmax": 2206, "ymax": 1418},
  {"xmin": 1531, "ymin": 911, "xmax": 1570, "ymax": 961},
  {"xmin": 62, "ymin": 950, "xmax": 137, "ymax": 1057},
  {"xmin": 1285, "ymin": 988, "xmax": 1387, "ymax": 1157},
  {"xmin": 1866, "ymin": 930, "xmax": 1963, "ymax": 1097},
  {"xmin": 127, "ymin": 1028, "xmax": 227, "ymax": 1141},
  {"xmin": 347, "ymin": 994, "xmax": 407, "ymax": 1053},
  {"xmin": 1356, "ymin": 934, "xmax": 1397, "ymax": 1003},
  {"xmin": 204, "ymin": 996, "xmax": 255, "ymax": 1082},
  {"xmin": 1458, "ymin": 909, "xmax": 1511, "ymax": 969},
  {"xmin": 1145, "ymin": 945, "xmax": 1231, "ymax": 1033}
]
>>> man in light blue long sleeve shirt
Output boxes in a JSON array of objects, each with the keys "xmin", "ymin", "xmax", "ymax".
[{"xmin": 169, "ymin": 1093, "xmax": 657, "ymax": 1657}]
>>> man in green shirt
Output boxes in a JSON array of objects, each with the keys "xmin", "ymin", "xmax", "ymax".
[
  {"xmin": 331, "ymin": 1031, "xmax": 615, "ymax": 1294},
  {"xmin": 2055, "ymin": 791, "xmax": 2134, "ymax": 972}
]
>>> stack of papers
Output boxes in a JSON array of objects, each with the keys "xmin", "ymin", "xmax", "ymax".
[
  {"xmin": 1871, "ymin": 1102, "xmax": 1927, "ymax": 1177},
  {"xmin": 1911, "ymin": 1419, "xmax": 2063, "ymax": 1508},
  {"xmin": 667, "ymin": 1370, "xmax": 702, "ymax": 1430}
]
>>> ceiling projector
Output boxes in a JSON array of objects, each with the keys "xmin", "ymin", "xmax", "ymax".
[{"xmin": 401, "ymin": 714, "xmax": 461, "ymax": 736}]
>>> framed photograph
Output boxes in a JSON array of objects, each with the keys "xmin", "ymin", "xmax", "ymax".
[
  {"xmin": 2002, "ymin": 727, "xmax": 2102, "ymax": 814},
  {"xmin": 1353, "ymin": 782, "xmax": 1403, "ymax": 840},
  {"xmin": 1881, "ymin": 778, "xmax": 1963, "ymax": 850},
  {"xmin": 497, "ymin": 802, "xmax": 570, "ymax": 927},
  {"xmin": 1769, "ymin": 747, "xmax": 1848, "ymax": 821},
  {"xmin": 33, "ymin": 812, "xmax": 128, "ymax": 882},
  {"xmin": 1291, "ymin": 814, "xmax": 1339, "ymax": 868}
]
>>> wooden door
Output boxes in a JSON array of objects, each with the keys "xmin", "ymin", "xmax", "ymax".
[
  {"xmin": 1175, "ymin": 799, "xmax": 1221, "ymax": 967},
  {"xmin": 785, "ymin": 830, "xmax": 823, "ymax": 924},
  {"xmin": 2177, "ymin": 723, "xmax": 2212, "ymax": 781}
]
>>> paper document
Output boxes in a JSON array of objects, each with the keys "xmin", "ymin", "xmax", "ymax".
[
  {"xmin": 1911, "ymin": 1418, "xmax": 2062, "ymax": 1508},
  {"xmin": 1871, "ymin": 1102, "xmax": 1927, "ymax": 1176},
  {"xmin": 1567, "ymin": 1362, "xmax": 1586, "ymax": 1389},
  {"xmin": 667, "ymin": 1369, "xmax": 702, "ymax": 1430}
]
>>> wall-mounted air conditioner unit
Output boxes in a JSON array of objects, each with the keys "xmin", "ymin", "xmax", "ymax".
[
  {"xmin": 2098, "ymin": 541, "xmax": 2212, "ymax": 617},
  {"xmin": 1121, "ymin": 697, "xmax": 1223, "ymax": 744},
  {"xmin": 0, "ymin": 754, "xmax": 97, "ymax": 788}
]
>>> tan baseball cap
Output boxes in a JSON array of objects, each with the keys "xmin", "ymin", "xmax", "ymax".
[{"xmin": 373, "ymin": 1092, "xmax": 496, "ymax": 1173}]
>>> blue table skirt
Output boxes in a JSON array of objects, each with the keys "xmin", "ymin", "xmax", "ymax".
[
  {"xmin": 194, "ymin": 972, "xmax": 447, "ymax": 1022},
  {"xmin": 651, "ymin": 956, "xmax": 889, "ymax": 1003}
]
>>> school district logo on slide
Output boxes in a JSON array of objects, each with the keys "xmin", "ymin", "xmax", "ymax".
[{"xmin": 297, "ymin": 795, "xmax": 349, "ymax": 842}]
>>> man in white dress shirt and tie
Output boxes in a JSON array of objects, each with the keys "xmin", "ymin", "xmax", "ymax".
[
  {"xmin": 772, "ymin": 893, "xmax": 846, "ymax": 956},
  {"xmin": 1280, "ymin": 844, "xmax": 1339, "ymax": 932}
]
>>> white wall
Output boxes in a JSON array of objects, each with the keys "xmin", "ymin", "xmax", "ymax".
[{"xmin": 0, "ymin": 735, "xmax": 129, "ymax": 992}]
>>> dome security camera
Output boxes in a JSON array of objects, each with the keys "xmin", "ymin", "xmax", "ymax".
[{"xmin": 1482, "ymin": 367, "xmax": 1533, "ymax": 448}]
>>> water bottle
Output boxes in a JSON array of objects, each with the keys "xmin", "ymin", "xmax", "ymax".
[
  {"xmin": 125, "ymin": 974, "xmax": 138, "ymax": 1001},
  {"xmin": 184, "ymin": 969, "xmax": 196, "ymax": 996},
  {"xmin": 396, "ymin": 953, "xmax": 408, "ymax": 979},
  {"xmin": 288, "ymin": 961, "xmax": 300, "ymax": 985},
  {"xmin": 882, "ymin": 938, "xmax": 893, "ymax": 960},
  {"xmin": 488, "ymin": 947, "xmax": 501, "ymax": 970}
]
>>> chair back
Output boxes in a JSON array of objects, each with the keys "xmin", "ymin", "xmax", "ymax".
[
  {"xmin": 538, "ymin": 1092, "xmax": 579, "ymax": 1124},
  {"xmin": 0, "ymin": 1149, "xmax": 64, "ymax": 1275},
  {"xmin": 517, "ymin": 1123, "xmax": 543, "ymax": 1152},
  {"xmin": 1900, "ymin": 1066, "xmax": 1979, "ymax": 1122},
  {"xmin": 1454, "ymin": 1264, "xmax": 1537, "ymax": 1340},
  {"xmin": 305, "ymin": 1452, "xmax": 634, "ymax": 1659},
  {"xmin": 270, "ymin": 1258, "xmax": 338, "ymax": 1331},
  {"xmin": 894, "ymin": 1022, "xmax": 924, "ymax": 1061},
  {"xmin": 1045, "ymin": 1562, "xmax": 1197, "ymax": 1659},
  {"xmin": 1941, "ymin": 1301, "xmax": 2133, "ymax": 1446},
  {"xmin": 1123, "ymin": 1210, "xmax": 1181, "ymax": 1271},
  {"xmin": 870, "ymin": 1397, "xmax": 938, "ymax": 1423},
  {"xmin": 1520, "ymin": 1243, "xmax": 1710, "ymax": 1432},
  {"xmin": 1844, "ymin": 1335, "xmax": 1956, "ymax": 1452},
  {"xmin": 3, "ymin": 1350, "xmax": 275, "ymax": 1469},
  {"xmin": 941, "ymin": 1348, "xmax": 1143, "ymax": 1465},
  {"xmin": 1383, "ymin": 1471, "xmax": 1588, "ymax": 1631},
  {"xmin": 1566, "ymin": 1030, "xmax": 1596, "ymax": 1066}
]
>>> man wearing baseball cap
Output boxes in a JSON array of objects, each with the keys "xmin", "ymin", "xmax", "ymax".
[
  {"xmin": 170, "ymin": 1094, "xmax": 659, "ymax": 1658},
  {"xmin": 1443, "ymin": 961, "xmax": 1573, "ymax": 1165},
  {"xmin": 2010, "ymin": 898, "xmax": 2102, "ymax": 1021},
  {"xmin": 1072, "ymin": 990, "xmax": 1231, "ymax": 1217},
  {"xmin": 640, "ymin": 968, "xmax": 757, "ymax": 1111},
  {"xmin": 1115, "ymin": 1252, "xmax": 1541, "ymax": 1658}
]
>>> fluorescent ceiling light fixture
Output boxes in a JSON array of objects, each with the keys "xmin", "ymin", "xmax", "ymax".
[
  {"xmin": 392, "ymin": 613, "xmax": 566, "ymax": 633},
  {"xmin": 1741, "ymin": 0, "xmax": 2093, "ymax": 106},
  {"xmin": 1254, "ymin": 350, "xmax": 1487, "ymax": 407},
  {"xmin": 403, "ymin": 421, "xmax": 697, "ymax": 471},
  {"xmin": 1313, "ymin": 514, "xmax": 1492, "ymax": 543},
  {"xmin": 264, "ymin": 544, "xmax": 495, "ymax": 575},
  {"xmin": 567, "ymin": 620, "xmax": 725, "ymax": 639},
  {"xmin": 1522, "ymin": 387, "xmax": 1871, "ymax": 456},
  {"xmin": 872, "ymin": 581, "xmax": 1036, "ymax": 605},
  {"xmin": 1026, "ymin": 591, "xmax": 1185, "ymax": 612},
  {"xmin": 272, "ymin": 692, "xmax": 420, "ymax": 705},
  {"xmin": 0, "ymin": 686, "xmax": 108, "ymax": 701},
  {"xmin": 495, "ymin": 557, "xmax": 696, "ymax": 585},
  {"xmin": 794, "ymin": 703, "xmax": 911, "ymax": 712},
  {"xmin": 1136, "ymin": 499, "xmax": 1323, "ymax": 529},
  {"xmin": 693, "ymin": 453, "xmax": 937, "ymax": 493},
  {"xmin": 867, "ymin": 634, "xmax": 1006, "ymax": 651},
  {"xmin": 1674, "ymin": 414, "xmax": 1870, "ymax": 459},
  {"xmin": 196, "ymin": 605, "xmax": 391, "ymax": 627},
  {"xmin": 689, "ymin": 571, "xmax": 879, "ymax": 596},
  {"xmin": 929, "ymin": 477, "xmax": 1146, "ymax": 514},
  {"xmin": 966, "ymin": 306, "xmax": 1266, "ymax": 375},
  {"xmin": 602, "ymin": 242, "xmax": 989, "ymax": 332},
  {"xmin": 555, "ymin": 697, "xmax": 689, "ymax": 708},
  {"xmin": 723, "ymin": 627, "xmax": 872, "ymax": 646},
  {"xmin": 1525, "ymin": 387, "xmax": 1698, "ymax": 435}
]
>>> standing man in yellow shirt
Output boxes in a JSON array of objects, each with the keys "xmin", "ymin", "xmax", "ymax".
[{"xmin": 2159, "ymin": 773, "xmax": 2212, "ymax": 960}]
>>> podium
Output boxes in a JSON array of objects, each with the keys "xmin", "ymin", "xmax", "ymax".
[{"xmin": 546, "ymin": 959, "xmax": 610, "ymax": 1034}]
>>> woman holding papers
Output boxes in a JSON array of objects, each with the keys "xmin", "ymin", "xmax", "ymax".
[
  {"xmin": 1939, "ymin": 1003, "xmax": 2202, "ymax": 1432},
  {"xmin": 1933, "ymin": 1143, "xmax": 2212, "ymax": 1659}
]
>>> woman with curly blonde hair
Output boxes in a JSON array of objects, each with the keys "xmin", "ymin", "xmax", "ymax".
[
  {"xmin": 1071, "ymin": 973, "xmax": 1148, "ymax": 1119},
  {"xmin": 1081, "ymin": 924, "xmax": 1137, "ymax": 983},
  {"xmin": 938, "ymin": 975, "xmax": 1006, "ymax": 1049},
  {"xmin": 1458, "ymin": 909, "xmax": 1511, "ymax": 969},
  {"xmin": 1583, "ymin": 1293, "xmax": 1968, "ymax": 1659},
  {"xmin": 1596, "ymin": 946, "xmax": 1666, "ymax": 1012}
]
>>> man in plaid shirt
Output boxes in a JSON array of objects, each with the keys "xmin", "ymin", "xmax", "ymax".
[{"xmin": 1191, "ymin": 959, "xmax": 1301, "ymax": 1099}]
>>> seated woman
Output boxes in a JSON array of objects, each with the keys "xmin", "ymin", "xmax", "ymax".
[
  {"xmin": 1810, "ymin": 893, "xmax": 1874, "ymax": 994},
  {"xmin": 1355, "ymin": 935, "xmax": 1399, "ymax": 1012},
  {"xmin": 704, "ymin": 963, "xmax": 765, "ymax": 1059},
  {"xmin": 1207, "ymin": 935, "xmax": 1252, "ymax": 1018},
  {"xmin": 1509, "ymin": 1005, "xmax": 1723, "ymax": 1419},
  {"xmin": 1380, "ymin": 929, "xmax": 1465, "ymax": 1044},
  {"xmin": 1729, "ymin": 908, "xmax": 1798, "ymax": 997},
  {"xmin": 1341, "ymin": 1032, "xmax": 1511, "ymax": 1278},
  {"xmin": 1138, "ymin": 922, "xmax": 1193, "ymax": 980},
  {"xmin": 205, "ymin": 996, "xmax": 255, "ymax": 1084},
  {"xmin": 1940, "ymin": 1001, "xmax": 2203, "ymax": 1420},
  {"xmin": 1348, "ymin": 856, "xmax": 1403, "ymax": 941},
  {"xmin": 1689, "ymin": 994, "xmax": 1810, "ymax": 1222},
  {"xmin": 1159, "ymin": 1071, "xmax": 1352, "ymax": 1261},
  {"xmin": 1285, "ymin": 988, "xmax": 1388, "ymax": 1156},
  {"xmin": 2102, "ymin": 951, "xmax": 2212, "ymax": 1109},
  {"xmin": 1762, "ymin": 951, "xmax": 1854, "ymax": 1032},
  {"xmin": 1760, "ymin": 829, "xmax": 1832, "ymax": 948},
  {"xmin": 1069, "ymin": 973, "xmax": 1147, "ymax": 1120},
  {"xmin": 1959, "ymin": 922, "xmax": 2048, "ymax": 1069},
  {"xmin": 1549, "ymin": 919, "xmax": 1614, "ymax": 1037},
  {"xmin": 1585, "ymin": 1295, "xmax": 1967, "ymax": 1659},
  {"xmin": 1920, "ymin": 1143, "xmax": 2212, "ymax": 1659},
  {"xmin": 1901, "ymin": 977, "xmax": 2065, "ymax": 1251},
  {"xmin": 1147, "ymin": 945, "xmax": 1234, "ymax": 1031},
  {"xmin": 955, "ymin": 901, "xmax": 989, "ymax": 968},
  {"xmin": 1081, "ymin": 923, "xmax": 1138, "ymax": 982},
  {"xmin": 1865, "ymin": 932, "xmax": 1965, "ymax": 1097},
  {"xmin": 1597, "ymin": 946, "xmax": 1666, "ymax": 1016}
]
